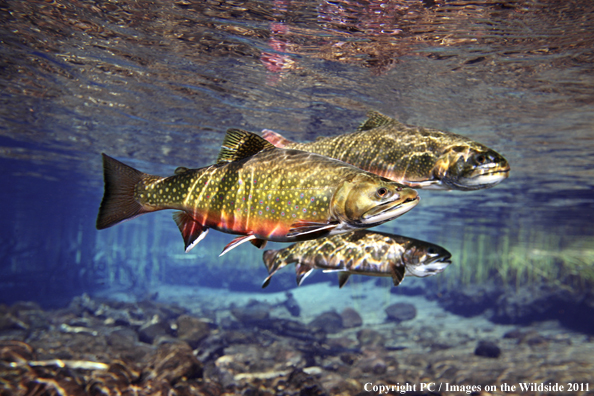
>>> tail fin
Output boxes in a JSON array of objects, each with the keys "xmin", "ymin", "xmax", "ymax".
[
  {"xmin": 261, "ymin": 129, "xmax": 295, "ymax": 148},
  {"xmin": 96, "ymin": 154, "xmax": 152, "ymax": 230}
]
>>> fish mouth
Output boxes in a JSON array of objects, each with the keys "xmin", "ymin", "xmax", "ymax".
[
  {"xmin": 406, "ymin": 255, "xmax": 452, "ymax": 277},
  {"xmin": 361, "ymin": 195, "xmax": 420, "ymax": 225},
  {"xmin": 457, "ymin": 164, "xmax": 510, "ymax": 190}
]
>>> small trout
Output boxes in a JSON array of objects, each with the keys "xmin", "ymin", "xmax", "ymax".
[
  {"xmin": 96, "ymin": 130, "xmax": 419, "ymax": 255},
  {"xmin": 262, "ymin": 230, "xmax": 452, "ymax": 288},
  {"xmin": 262, "ymin": 111, "xmax": 510, "ymax": 191}
]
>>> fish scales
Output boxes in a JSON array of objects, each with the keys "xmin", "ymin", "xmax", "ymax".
[
  {"xmin": 262, "ymin": 230, "xmax": 452, "ymax": 288},
  {"xmin": 134, "ymin": 149, "xmax": 357, "ymax": 239},
  {"xmin": 97, "ymin": 129, "xmax": 420, "ymax": 255},
  {"xmin": 262, "ymin": 111, "xmax": 510, "ymax": 190}
]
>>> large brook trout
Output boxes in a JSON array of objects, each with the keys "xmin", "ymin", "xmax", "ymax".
[
  {"xmin": 96, "ymin": 130, "xmax": 419, "ymax": 255},
  {"xmin": 262, "ymin": 111, "xmax": 510, "ymax": 191}
]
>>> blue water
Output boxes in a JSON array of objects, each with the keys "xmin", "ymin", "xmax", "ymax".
[{"xmin": 1, "ymin": 0, "xmax": 594, "ymax": 393}]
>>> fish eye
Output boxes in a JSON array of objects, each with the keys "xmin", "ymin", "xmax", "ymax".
[
  {"xmin": 475, "ymin": 154, "xmax": 487, "ymax": 164},
  {"xmin": 376, "ymin": 187, "xmax": 388, "ymax": 197},
  {"xmin": 427, "ymin": 247, "xmax": 435, "ymax": 254}
]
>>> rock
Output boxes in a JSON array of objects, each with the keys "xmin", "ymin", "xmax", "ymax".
[
  {"xmin": 0, "ymin": 340, "xmax": 35, "ymax": 361},
  {"xmin": 490, "ymin": 283, "xmax": 594, "ymax": 333},
  {"xmin": 309, "ymin": 311, "xmax": 343, "ymax": 333},
  {"xmin": 176, "ymin": 314, "xmax": 211, "ymax": 348},
  {"xmin": 144, "ymin": 343, "xmax": 203, "ymax": 384},
  {"xmin": 230, "ymin": 300, "xmax": 270, "ymax": 324},
  {"xmin": 385, "ymin": 303, "xmax": 416, "ymax": 322},
  {"xmin": 138, "ymin": 317, "xmax": 172, "ymax": 344},
  {"xmin": 263, "ymin": 319, "xmax": 325, "ymax": 342},
  {"xmin": 356, "ymin": 329, "xmax": 385, "ymax": 347},
  {"xmin": 436, "ymin": 283, "xmax": 500, "ymax": 317},
  {"xmin": 340, "ymin": 307, "xmax": 362, "ymax": 328},
  {"xmin": 283, "ymin": 292, "xmax": 301, "ymax": 317},
  {"xmin": 106, "ymin": 327, "xmax": 139, "ymax": 348},
  {"xmin": 474, "ymin": 340, "xmax": 501, "ymax": 358},
  {"xmin": 357, "ymin": 357, "xmax": 387, "ymax": 374},
  {"xmin": 286, "ymin": 368, "xmax": 328, "ymax": 396},
  {"xmin": 10, "ymin": 301, "xmax": 47, "ymax": 330}
]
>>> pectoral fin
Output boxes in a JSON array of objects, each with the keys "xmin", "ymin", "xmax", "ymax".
[
  {"xmin": 287, "ymin": 221, "xmax": 337, "ymax": 238},
  {"xmin": 390, "ymin": 264, "xmax": 406, "ymax": 286},
  {"xmin": 338, "ymin": 272, "xmax": 351, "ymax": 288},
  {"xmin": 295, "ymin": 263, "xmax": 315, "ymax": 286},
  {"xmin": 173, "ymin": 212, "xmax": 209, "ymax": 252},
  {"xmin": 220, "ymin": 234, "xmax": 267, "ymax": 256}
]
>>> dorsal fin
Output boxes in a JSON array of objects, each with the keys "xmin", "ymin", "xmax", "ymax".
[
  {"xmin": 216, "ymin": 129, "xmax": 276, "ymax": 164},
  {"xmin": 261, "ymin": 129, "xmax": 295, "ymax": 148},
  {"xmin": 358, "ymin": 111, "xmax": 398, "ymax": 131}
]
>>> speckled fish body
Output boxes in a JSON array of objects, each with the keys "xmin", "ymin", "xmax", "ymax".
[
  {"xmin": 96, "ymin": 130, "xmax": 419, "ymax": 255},
  {"xmin": 262, "ymin": 230, "xmax": 452, "ymax": 288},
  {"xmin": 262, "ymin": 111, "xmax": 510, "ymax": 191}
]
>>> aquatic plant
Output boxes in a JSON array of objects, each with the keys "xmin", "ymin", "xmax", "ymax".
[{"xmin": 437, "ymin": 224, "xmax": 594, "ymax": 292}]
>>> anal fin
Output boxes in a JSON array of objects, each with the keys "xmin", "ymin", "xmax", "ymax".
[{"xmin": 173, "ymin": 212, "xmax": 209, "ymax": 252}]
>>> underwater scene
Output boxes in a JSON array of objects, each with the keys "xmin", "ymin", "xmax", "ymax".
[{"xmin": 1, "ymin": 0, "xmax": 594, "ymax": 395}]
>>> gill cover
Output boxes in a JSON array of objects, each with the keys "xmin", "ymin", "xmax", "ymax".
[{"xmin": 331, "ymin": 174, "xmax": 417, "ymax": 226}]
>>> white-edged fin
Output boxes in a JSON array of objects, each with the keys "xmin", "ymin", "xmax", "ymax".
[
  {"xmin": 390, "ymin": 264, "xmax": 406, "ymax": 286},
  {"xmin": 295, "ymin": 263, "xmax": 314, "ymax": 286},
  {"xmin": 186, "ymin": 228, "xmax": 209, "ymax": 253},
  {"xmin": 220, "ymin": 234, "xmax": 257, "ymax": 256},
  {"xmin": 173, "ymin": 211, "xmax": 209, "ymax": 253},
  {"xmin": 262, "ymin": 275, "xmax": 273, "ymax": 289},
  {"xmin": 287, "ymin": 221, "xmax": 337, "ymax": 237}
]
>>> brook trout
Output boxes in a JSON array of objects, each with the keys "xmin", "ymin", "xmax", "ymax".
[
  {"xmin": 262, "ymin": 111, "xmax": 510, "ymax": 191},
  {"xmin": 262, "ymin": 230, "xmax": 452, "ymax": 288},
  {"xmin": 96, "ymin": 129, "xmax": 419, "ymax": 255}
]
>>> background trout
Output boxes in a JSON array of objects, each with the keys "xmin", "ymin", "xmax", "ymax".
[
  {"xmin": 262, "ymin": 111, "xmax": 510, "ymax": 191},
  {"xmin": 96, "ymin": 130, "xmax": 419, "ymax": 255},
  {"xmin": 262, "ymin": 230, "xmax": 452, "ymax": 288}
]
